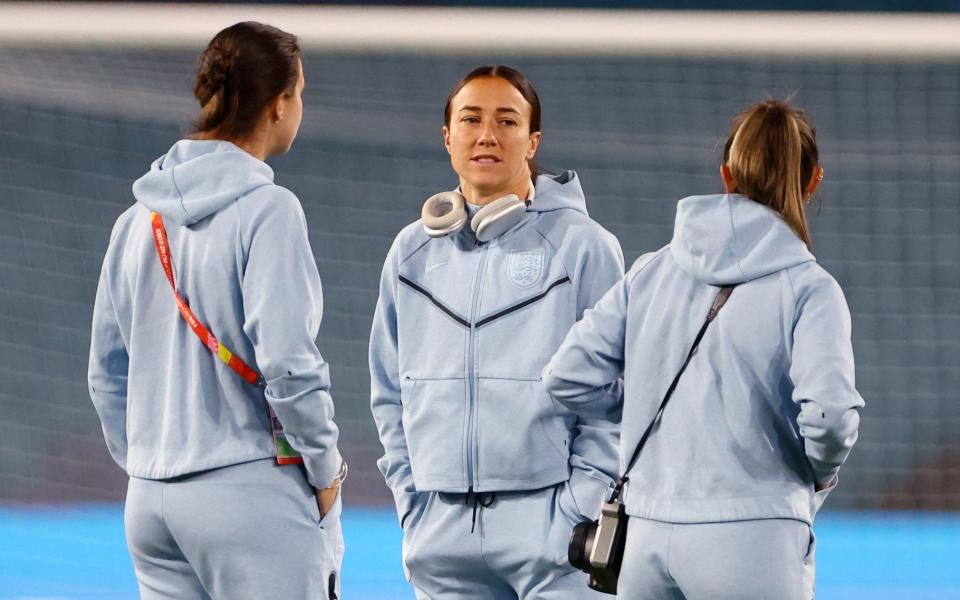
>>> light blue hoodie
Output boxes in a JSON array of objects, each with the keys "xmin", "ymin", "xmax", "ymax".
[
  {"xmin": 544, "ymin": 193, "xmax": 864, "ymax": 525},
  {"xmin": 88, "ymin": 139, "xmax": 342, "ymax": 489},
  {"xmin": 370, "ymin": 172, "xmax": 625, "ymax": 526}
]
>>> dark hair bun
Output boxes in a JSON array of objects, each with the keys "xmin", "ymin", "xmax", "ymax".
[{"xmin": 195, "ymin": 46, "xmax": 232, "ymax": 106}]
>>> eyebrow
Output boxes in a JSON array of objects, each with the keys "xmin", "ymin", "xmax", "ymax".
[{"xmin": 458, "ymin": 106, "xmax": 522, "ymax": 115}]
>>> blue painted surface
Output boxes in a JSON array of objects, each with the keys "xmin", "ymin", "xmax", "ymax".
[{"xmin": 0, "ymin": 506, "xmax": 957, "ymax": 599}]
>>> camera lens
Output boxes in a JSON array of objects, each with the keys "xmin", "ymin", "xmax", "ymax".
[{"xmin": 568, "ymin": 521, "xmax": 596, "ymax": 570}]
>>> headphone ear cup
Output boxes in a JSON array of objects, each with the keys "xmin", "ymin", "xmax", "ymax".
[
  {"xmin": 471, "ymin": 194, "xmax": 526, "ymax": 242},
  {"xmin": 422, "ymin": 191, "xmax": 468, "ymax": 237}
]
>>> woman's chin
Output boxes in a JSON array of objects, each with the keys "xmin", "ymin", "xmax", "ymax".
[{"xmin": 461, "ymin": 174, "xmax": 510, "ymax": 196}]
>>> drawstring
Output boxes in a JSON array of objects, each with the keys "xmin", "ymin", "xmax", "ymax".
[{"xmin": 465, "ymin": 489, "xmax": 497, "ymax": 534}]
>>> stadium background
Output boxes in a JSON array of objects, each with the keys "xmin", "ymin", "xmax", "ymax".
[{"xmin": 0, "ymin": 1, "xmax": 958, "ymax": 598}]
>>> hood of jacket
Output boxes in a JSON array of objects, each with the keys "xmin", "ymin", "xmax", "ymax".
[
  {"xmin": 132, "ymin": 139, "xmax": 275, "ymax": 226},
  {"xmin": 670, "ymin": 193, "xmax": 815, "ymax": 285},
  {"xmin": 528, "ymin": 171, "xmax": 588, "ymax": 216}
]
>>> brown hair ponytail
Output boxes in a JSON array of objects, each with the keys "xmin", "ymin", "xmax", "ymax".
[
  {"xmin": 723, "ymin": 99, "xmax": 819, "ymax": 248},
  {"xmin": 192, "ymin": 21, "xmax": 301, "ymax": 141}
]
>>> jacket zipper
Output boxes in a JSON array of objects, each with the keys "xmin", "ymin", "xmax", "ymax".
[{"xmin": 465, "ymin": 241, "xmax": 489, "ymax": 490}]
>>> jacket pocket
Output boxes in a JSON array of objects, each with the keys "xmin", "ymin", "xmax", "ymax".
[
  {"xmin": 401, "ymin": 491, "xmax": 430, "ymax": 532},
  {"xmin": 475, "ymin": 378, "xmax": 572, "ymax": 486},
  {"xmin": 317, "ymin": 490, "xmax": 342, "ymax": 527},
  {"xmin": 401, "ymin": 377, "xmax": 468, "ymax": 489}
]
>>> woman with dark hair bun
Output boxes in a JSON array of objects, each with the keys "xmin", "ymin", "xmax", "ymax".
[
  {"xmin": 370, "ymin": 65, "xmax": 624, "ymax": 598},
  {"xmin": 88, "ymin": 22, "xmax": 345, "ymax": 599},
  {"xmin": 545, "ymin": 99, "xmax": 864, "ymax": 598}
]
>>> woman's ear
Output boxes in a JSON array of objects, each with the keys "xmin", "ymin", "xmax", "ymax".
[
  {"xmin": 720, "ymin": 163, "xmax": 736, "ymax": 193},
  {"xmin": 441, "ymin": 125, "xmax": 452, "ymax": 156},
  {"xmin": 527, "ymin": 131, "xmax": 542, "ymax": 159},
  {"xmin": 270, "ymin": 94, "xmax": 285, "ymax": 125},
  {"xmin": 806, "ymin": 165, "xmax": 824, "ymax": 197}
]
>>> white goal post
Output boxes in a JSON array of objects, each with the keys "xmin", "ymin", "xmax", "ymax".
[{"xmin": 1, "ymin": 2, "xmax": 959, "ymax": 58}]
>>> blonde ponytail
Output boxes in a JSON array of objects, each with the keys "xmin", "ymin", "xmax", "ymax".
[{"xmin": 724, "ymin": 100, "xmax": 817, "ymax": 248}]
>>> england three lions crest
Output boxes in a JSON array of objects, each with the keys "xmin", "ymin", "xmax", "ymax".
[{"xmin": 507, "ymin": 249, "xmax": 544, "ymax": 289}]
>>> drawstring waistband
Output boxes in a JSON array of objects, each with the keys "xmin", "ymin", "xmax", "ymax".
[{"xmin": 465, "ymin": 489, "xmax": 497, "ymax": 534}]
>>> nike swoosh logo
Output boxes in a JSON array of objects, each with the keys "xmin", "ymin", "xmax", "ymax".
[{"xmin": 426, "ymin": 262, "xmax": 447, "ymax": 273}]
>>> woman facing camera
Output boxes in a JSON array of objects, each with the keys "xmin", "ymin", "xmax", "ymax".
[
  {"xmin": 545, "ymin": 99, "xmax": 864, "ymax": 599},
  {"xmin": 88, "ymin": 22, "xmax": 344, "ymax": 599},
  {"xmin": 370, "ymin": 65, "xmax": 624, "ymax": 599}
]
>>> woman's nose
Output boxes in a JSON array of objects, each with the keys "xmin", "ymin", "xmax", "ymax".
[{"xmin": 477, "ymin": 123, "xmax": 498, "ymax": 146}]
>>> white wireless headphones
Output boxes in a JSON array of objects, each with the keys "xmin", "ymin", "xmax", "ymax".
[{"xmin": 421, "ymin": 191, "xmax": 529, "ymax": 243}]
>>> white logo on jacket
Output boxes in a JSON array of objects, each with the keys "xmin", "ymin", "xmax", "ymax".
[{"xmin": 507, "ymin": 249, "xmax": 544, "ymax": 289}]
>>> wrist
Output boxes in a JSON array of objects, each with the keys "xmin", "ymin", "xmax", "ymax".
[{"xmin": 327, "ymin": 460, "xmax": 348, "ymax": 488}]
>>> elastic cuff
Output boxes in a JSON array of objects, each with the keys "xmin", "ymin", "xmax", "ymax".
[
  {"xmin": 815, "ymin": 472, "xmax": 839, "ymax": 493},
  {"xmin": 397, "ymin": 491, "xmax": 423, "ymax": 529},
  {"xmin": 807, "ymin": 453, "xmax": 842, "ymax": 490},
  {"xmin": 304, "ymin": 447, "xmax": 344, "ymax": 489},
  {"xmin": 569, "ymin": 469, "xmax": 613, "ymax": 521}
]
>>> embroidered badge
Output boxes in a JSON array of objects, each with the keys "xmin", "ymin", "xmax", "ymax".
[{"xmin": 507, "ymin": 249, "xmax": 544, "ymax": 289}]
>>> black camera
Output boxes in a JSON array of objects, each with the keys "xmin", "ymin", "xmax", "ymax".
[{"xmin": 568, "ymin": 494, "xmax": 628, "ymax": 594}]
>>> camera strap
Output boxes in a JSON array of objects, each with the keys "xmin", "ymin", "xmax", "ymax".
[{"xmin": 609, "ymin": 285, "xmax": 736, "ymax": 502}]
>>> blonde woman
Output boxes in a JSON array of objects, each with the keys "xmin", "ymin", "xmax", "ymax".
[{"xmin": 545, "ymin": 99, "xmax": 864, "ymax": 599}]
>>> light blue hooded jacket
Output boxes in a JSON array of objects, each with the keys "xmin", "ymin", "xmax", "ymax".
[
  {"xmin": 88, "ymin": 139, "xmax": 342, "ymax": 489},
  {"xmin": 370, "ymin": 172, "xmax": 625, "ymax": 526},
  {"xmin": 544, "ymin": 193, "xmax": 864, "ymax": 525}
]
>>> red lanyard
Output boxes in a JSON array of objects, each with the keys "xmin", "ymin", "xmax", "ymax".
[
  {"xmin": 151, "ymin": 212, "xmax": 262, "ymax": 386},
  {"xmin": 150, "ymin": 211, "xmax": 303, "ymax": 465}
]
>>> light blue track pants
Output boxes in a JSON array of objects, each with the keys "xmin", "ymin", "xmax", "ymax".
[
  {"xmin": 125, "ymin": 458, "xmax": 344, "ymax": 600},
  {"xmin": 402, "ymin": 483, "xmax": 606, "ymax": 599},
  {"xmin": 617, "ymin": 516, "xmax": 816, "ymax": 600}
]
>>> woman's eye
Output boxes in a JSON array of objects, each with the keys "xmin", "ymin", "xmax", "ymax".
[
  {"xmin": 499, "ymin": 119, "xmax": 517, "ymax": 126},
  {"xmin": 462, "ymin": 116, "xmax": 480, "ymax": 123}
]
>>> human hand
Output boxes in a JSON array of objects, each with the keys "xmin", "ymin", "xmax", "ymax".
[
  {"xmin": 315, "ymin": 484, "xmax": 340, "ymax": 519},
  {"xmin": 815, "ymin": 475, "xmax": 838, "ymax": 493}
]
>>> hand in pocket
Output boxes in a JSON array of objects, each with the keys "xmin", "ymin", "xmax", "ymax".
[{"xmin": 316, "ymin": 484, "xmax": 340, "ymax": 519}]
